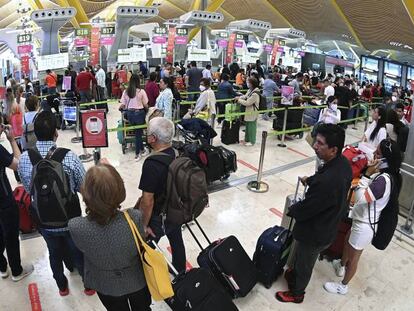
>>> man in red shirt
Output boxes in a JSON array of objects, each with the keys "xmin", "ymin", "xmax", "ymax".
[
  {"xmin": 44, "ymin": 69, "xmax": 58, "ymax": 95},
  {"xmin": 76, "ymin": 67, "xmax": 96, "ymax": 103},
  {"xmin": 145, "ymin": 72, "xmax": 160, "ymax": 107}
]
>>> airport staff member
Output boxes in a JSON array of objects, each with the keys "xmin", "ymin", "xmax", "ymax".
[{"xmin": 276, "ymin": 124, "xmax": 352, "ymax": 304}]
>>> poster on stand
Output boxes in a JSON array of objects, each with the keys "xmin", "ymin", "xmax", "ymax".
[
  {"xmin": 62, "ymin": 76, "xmax": 72, "ymax": 91},
  {"xmin": 81, "ymin": 110, "xmax": 108, "ymax": 148},
  {"xmin": 281, "ymin": 86, "xmax": 294, "ymax": 106}
]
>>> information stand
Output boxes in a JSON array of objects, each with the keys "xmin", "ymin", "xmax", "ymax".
[{"xmin": 81, "ymin": 109, "xmax": 108, "ymax": 164}]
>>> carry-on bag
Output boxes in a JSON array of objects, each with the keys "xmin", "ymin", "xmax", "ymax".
[
  {"xmin": 196, "ymin": 145, "xmax": 226, "ymax": 183},
  {"xmin": 13, "ymin": 186, "xmax": 36, "ymax": 234},
  {"xmin": 151, "ymin": 242, "xmax": 238, "ymax": 311},
  {"xmin": 221, "ymin": 119, "xmax": 240, "ymax": 145},
  {"xmin": 186, "ymin": 220, "xmax": 257, "ymax": 299},
  {"xmin": 216, "ymin": 146, "xmax": 237, "ymax": 175}
]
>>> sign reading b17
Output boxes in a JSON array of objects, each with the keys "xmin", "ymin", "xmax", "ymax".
[{"xmin": 101, "ymin": 26, "xmax": 115, "ymax": 35}]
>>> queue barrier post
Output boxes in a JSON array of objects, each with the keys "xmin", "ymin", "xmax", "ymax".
[
  {"xmin": 71, "ymin": 101, "xmax": 82, "ymax": 143},
  {"xmin": 353, "ymin": 103, "xmax": 360, "ymax": 130},
  {"xmin": 93, "ymin": 148, "xmax": 101, "ymax": 165},
  {"xmin": 247, "ymin": 131, "xmax": 269, "ymax": 193},
  {"xmin": 364, "ymin": 103, "xmax": 369, "ymax": 132},
  {"xmin": 277, "ymin": 107, "xmax": 288, "ymax": 148}
]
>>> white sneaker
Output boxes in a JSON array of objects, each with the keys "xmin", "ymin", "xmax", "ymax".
[
  {"xmin": 332, "ymin": 259, "xmax": 345, "ymax": 277},
  {"xmin": 0, "ymin": 269, "xmax": 9, "ymax": 279},
  {"xmin": 140, "ymin": 149, "xmax": 150, "ymax": 157},
  {"xmin": 245, "ymin": 142, "xmax": 254, "ymax": 146},
  {"xmin": 323, "ymin": 281, "xmax": 348, "ymax": 295},
  {"xmin": 135, "ymin": 154, "xmax": 142, "ymax": 162},
  {"xmin": 12, "ymin": 264, "xmax": 34, "ymax": 282}
]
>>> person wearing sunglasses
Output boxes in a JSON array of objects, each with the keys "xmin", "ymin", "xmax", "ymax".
[{"xmin": 324, "ymin": 139, "xmax": 402, "ymax": 295}]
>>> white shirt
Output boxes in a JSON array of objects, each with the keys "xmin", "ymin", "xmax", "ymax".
[
  {"xmin": 95, "ymin": 68, "xmax": 106, "ymax": 88},
  {"xmin": 324, "ymin": 85, "xmax": 335, "ymax": 100},
  {"xmin": 202, "ymin": 69, "xmax": 212, "ymax": 81},
  {"xmin": 318, "ymin": 107, "xmax": 341, "ymax": 124},
  {"xmin": 364, "ymin": 121, "xmax": 387, "ymax": 149},
  {"xmin": 385, "ymin": 123, "xmax": 398, "ymax": 142}
]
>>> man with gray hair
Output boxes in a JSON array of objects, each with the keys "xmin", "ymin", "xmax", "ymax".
[{"xmin": 135, "ymin": 117, "xmax": 186, "ymax": 273}]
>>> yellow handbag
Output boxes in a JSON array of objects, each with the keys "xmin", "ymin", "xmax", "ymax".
[{"xmin": 123, "ymin": 211, "xmax": 174, "ymax": 301}]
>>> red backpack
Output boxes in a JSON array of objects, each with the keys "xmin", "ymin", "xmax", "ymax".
[
  {"xmin": 13, "ymin": 186, "xmax": 36, "ymax": 234},
  {"xmin": 342, "ymin": 146, "xmax": 368, "ymax": 179}
]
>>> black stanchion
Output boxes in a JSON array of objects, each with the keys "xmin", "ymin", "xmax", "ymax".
[
  {"xmin": 277, "ymin": 107, "xmax": 288, "ymax": 148},
  {"xmin": 71, "ymin": 101, "xmax": 82, "ymax": 143}
]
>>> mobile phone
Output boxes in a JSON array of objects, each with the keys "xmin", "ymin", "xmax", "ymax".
[
  {"xmin": 378, "ymin": 158, "xmax": 388, "ymax": 169},
  {"xmin": 89, "ymin": 117, "xmax": 99, "ymax": 134}
]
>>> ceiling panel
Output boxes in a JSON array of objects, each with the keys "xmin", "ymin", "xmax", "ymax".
[
  {"xmin": 222, "ymin": 0, "xmax": 289, "ymax": 28},
  {"xmin": 336, "ymin": 0, "xmax": 414, "ymax": 52},
  {"xmin": 268, "ymin": 0, "xmax": 355, "ymax": 43}
]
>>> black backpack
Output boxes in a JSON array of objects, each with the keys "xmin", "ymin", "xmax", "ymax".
[
  {"xmin": 254, "ymin": 91, "xmax": 268, "ymax": 111},
  {"xmin": 370, "ymin": 174, "xmax": 398, "ymax": 250},
  {"xmin": 28, "ymin": 148, "xmax": 80, "ymax": 228}
]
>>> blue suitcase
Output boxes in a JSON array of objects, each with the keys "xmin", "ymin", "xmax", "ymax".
[{"xmin": 252, "ymin": 225, "xmax": 292, "ymax": 288}]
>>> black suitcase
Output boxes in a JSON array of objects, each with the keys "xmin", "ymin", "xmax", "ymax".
[
  {"xmin": 166, "ymin": 268, "xmax": 238, "ymax": 311},
  {"xmin": 221, "ymin": 120, "xmax": 240, "ymax": 145},
  {"xmin": 217, "ymin": 146, "xmax": 237, "ymax": 175},
  {"xmin": 186, "ymin": 221, "xmax": 258, "ymax": 299},
  {"xmin": 197, "ymin": 145, "xmax": 226, "ymax": 183}
]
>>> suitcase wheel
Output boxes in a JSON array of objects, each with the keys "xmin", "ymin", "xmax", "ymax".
[{"xmin": 220, "ymin": 174, "xmax": 230, "ymax": 181}]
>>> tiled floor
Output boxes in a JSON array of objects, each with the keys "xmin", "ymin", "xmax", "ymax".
[{"xmin": 1, "ymin": 103, "xmax": 413, "ymax": 311}]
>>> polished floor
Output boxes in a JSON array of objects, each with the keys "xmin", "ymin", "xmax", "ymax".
[{"xmin": 1, "ymin": 103, "xmax": 414, "ymax": 311}]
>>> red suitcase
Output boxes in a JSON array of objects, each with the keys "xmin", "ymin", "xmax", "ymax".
[
  {"xmin": 13, "ymin": 186, "xmax": 36, "ymax": 234},
  {"xmin": 320, "ymin": 219, "xmax": 351, "ymax": 260}
]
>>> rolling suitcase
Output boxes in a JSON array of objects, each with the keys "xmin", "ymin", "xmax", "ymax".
[
  {"xmin": 217, "ymin": 146, "xmax": 237, "ymax": 175},
  {"xmin": 186, "ymin": 221, "xmax": 258, "ymax": 299},
  {"xmin": 253, "ymin": 225, "xmax": 292, "ymax": 288},
  {"xmin": 197, "ymin": 145, "xmax": 226, "ymax": 183},
  {"xmin": 281, "ymin": 177, "xmax": 308, "ymax": 268},
  {"xmin": 319, "ymin": 219, "xmax": 351, "ymax": 261},
  {"xmin": 221, "ymin": 119, "xmax": 240, "ymax": 145},
  {"xmin": 152, "ymin": 242, "xmax": 239, "ymax": 311}
]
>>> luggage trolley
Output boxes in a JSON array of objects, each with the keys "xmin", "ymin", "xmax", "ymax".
[
  {"xmin": 60, "ymin": 97, "xmax": 77, "ymax": 130},
  {"xmin": 118, "ymin": 110, "xmax": 149, "ymax": 155}
]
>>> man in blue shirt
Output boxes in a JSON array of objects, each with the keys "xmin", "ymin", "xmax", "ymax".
[
  {"xmin": 18, "ymin": 111, "xmax": 93, "ymax": 297},
  {"xmin": 216, "ymin": 74, "xmax": 237, "ymax": 125},
  {"xmin": 262, "ymin": 74, "xmax": 279, "ymax": 120},
  {"xmin": 0, "ymin": 118, "xmax": 34, "ymax": 282}
]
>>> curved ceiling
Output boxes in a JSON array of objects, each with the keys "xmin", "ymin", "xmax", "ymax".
[{"xmin": 1, "ymin": 0, "xmax": 414, "ymax": 62}]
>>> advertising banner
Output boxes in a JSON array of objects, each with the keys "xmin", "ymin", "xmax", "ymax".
[
  {"xmin": 175, "ymin": 28, "xmax": 188, "ymax": 45},
  {"xmin": 100, "ymin": 36, "xmax": 115, "ymax": 45},
  {"xmin": 271, "ymin": 40, "xmax": 280, "ymax": 66},
  {"xmin": 81, "ymin": 110, "xmax": 108, "ymax": 148},
  {"xmin": 165, "ymin": 27, "xmax": 176, "ymax": 63},
  {"xmin": 90, "ymin": 27, "xmax": 100, "ymax": 66},
  {"xmin": 153, "ymin": 36, "xmax": 167, "ymax": 44},
  {"xmin": 74, "ymin": 37, "xmax": 89, "ymax": 47},
  {"xmin": 217, "ymin": 39, "xmax": 228, "ymax": 48},
  {"xmin": 18, "ymin": 45, "xmax": 33, "ymax": 55},
  {"xmin": 226, "ymin": 33, "xmax": 236, "ymax": 64},
  {"xmin": 234, "ymin": 41, "xmax": 244, "ymax": 48},
  {"xmin": 175, "ymin": 36, "xmax": 188, "ymax": 45},
  {"xmin": 20, "ymin": 56, "xmax": 30, "ymax": 75}
]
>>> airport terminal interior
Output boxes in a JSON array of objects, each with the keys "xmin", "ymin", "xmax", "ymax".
[{"xmin": 1, "ymin": 0, "xmax": 414, "ymax": 310}]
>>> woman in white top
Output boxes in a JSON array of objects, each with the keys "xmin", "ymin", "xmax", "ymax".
[
  {"xmin": 191, "ymin": 78, "xmax": 216, "ymax": 126},
  {"xmin": 324, "ymin": 139, "xmax": 402, "ymax": 295},
  {"xmin": 362, "ymin": 106, "xmax": 387, "ymax": 149},
  {"xmin": 155, "ymin": 77, "xmax": 174, "ymax": 120},
  {"xmin": 318, "ymin": 96, "xmax": 341, "ymax": 125}
]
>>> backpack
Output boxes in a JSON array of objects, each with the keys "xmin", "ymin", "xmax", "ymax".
[
  {"xmin": 13, "ymin": 186, "xmax": 36, "ymax": 233},
  {"xmin": 342, "ymin": 146, "xmax": 368, "ymax": 179},
  {"xmin": 254, "ymin": 91, "xmax": 267, "ymax": 111},
  {"xmin": 370, "ymin": 174, "xmax": 398, "ymax": 250},
  {"xmin": 22, "ymin": 113, "xmax": 38, "ymax": 150},
  {"xmin": 28, "ymin": 148, "xmax": 80, "ymax": 228},
  {"xmin": 150, "ymin": 152, "xmax": 209, "ymax": 225}
]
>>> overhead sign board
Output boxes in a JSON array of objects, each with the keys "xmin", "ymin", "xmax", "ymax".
[
  {"xmin": 176, "ymin": 28, "xmax": 188, "ymax": 36},
  {"xmin": 154, "ymin": 27, "xmax": 167, "ymax": 35},
  {"xmin": 17, "ymin": 34, "xmax": 32, "ymax": 44},
  {"xmin": 101, "ymin": 26, "xmax": 115, "ymax": 35},
  {"xmin": 75, "ymin": 28, "xmax": 90, "ymax": 37},
  {"xmin": 37, "ymin": 53, "xmax": 69, "ymax": 71},
  {"xmin": 117, "ymin": 47, "xmax": 147, "ymax": 63},
  {"xmin": 188, "ymin": 48, "xmax": 211, "ymax": 62},
  {"xmin": 219, "ymin": 32, "xmax": 228, "ymax": 38}
]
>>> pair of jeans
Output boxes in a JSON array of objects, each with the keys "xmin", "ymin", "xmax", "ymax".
[
  {"xmin": 97, "ymin": 286, "xmax": 151, "ymax": 311},
  {"xmin": 97, "ymin": 86, "xmax": 108, "ymax": 112},
  {"xmin": 39, "ymin": 229, "xmax": 84, "ymax": 290},
  {"xmin": 291, "ymin": 240, "xmax": 329, "ymax": 296},
  {"xmin": 126, "ymin": 110, "xmax": 146, "ymax": 155},
  {"xmin": 245, "ymin": 120, "xmax": 257, "ymax": 144},
  {"xmin": 148, "ymin": 216, "xmax": 186, "ymax": 273},
  {"xmin": 0, "ymin": 202, "xmax": 23, "ymax": 276},
  {"xmin": 47, "ymin": 87, "xmax": 57, "ymax": 95},
  {"xmin": 79, "ymin": 90, "xmax": 92, "ymax": 104}
]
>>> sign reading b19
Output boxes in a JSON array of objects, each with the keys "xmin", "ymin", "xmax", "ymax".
[{"xmin": 17, "ymin": 34, "xmax": 32, "ymax": 44}]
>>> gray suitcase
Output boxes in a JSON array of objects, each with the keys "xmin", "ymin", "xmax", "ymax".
[{"xmin": 281, "ymin": 177, "xmax": 308, "ymax": 268}]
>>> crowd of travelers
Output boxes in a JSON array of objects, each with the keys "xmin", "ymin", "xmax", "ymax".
[{"xmin": 0, "ymin": 58, "xmax": 411, "ymax": 310}]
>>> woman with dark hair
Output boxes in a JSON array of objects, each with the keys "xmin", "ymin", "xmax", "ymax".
[
  {"xmin": 362, "ymin": 106, "xmax": 387, "ymax": 149},
  {"xmin": 145, "ymin": 72, "xmax": 159, "ymax": 107},
  {"xmin": 324, "ymin": 139, "xmax": 402, "ymax": 295},
  {"xmin": 155, "ymin": 76, "xmax": 174, "ymax": 120},
  {"xmin": 119, "ymin": 74, "xmax": 149, "ymax": 161},
  {"xmin": 385, "ymin": 109, "xmax": 404, "ymax": 142},
  {"xmin": 69, "ymin": 163, "xmax": 151, "ymax": 311},
  {"xmin": 235, "ymin": 77, "xmax": 260, "ymax": 146}
]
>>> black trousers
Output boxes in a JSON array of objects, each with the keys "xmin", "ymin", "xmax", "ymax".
[
  {"xmin": 97, "ymin": 286, "xmax": 151, "ymax": 311},
  {"xmin": 0, "ymin": 202, "xmax": 23, "ymax": 276},
  {"xmin": 216, "ymin": 101, "xmax": 228, "ymax": 124},
  {"xmin": 291, "ymin": 240, "xmax": 329, "ymax": 296}
]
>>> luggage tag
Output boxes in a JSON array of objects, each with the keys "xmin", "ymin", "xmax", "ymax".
[{"xmin": 227, "ymin": 275, "xmax": 240, "ymax": 291}]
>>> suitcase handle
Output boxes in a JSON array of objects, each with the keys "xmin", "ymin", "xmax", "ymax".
[
  {"xmin": 184, "ymin": 219, "xmax": 212, "ymax": 251},
  {"xmin": 295, "ymin": 176, "xmax": 308, "ymax": 201},
  {"xmin": 151, "ymin": 240, "xmax": 179, "ymax": 277}
]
